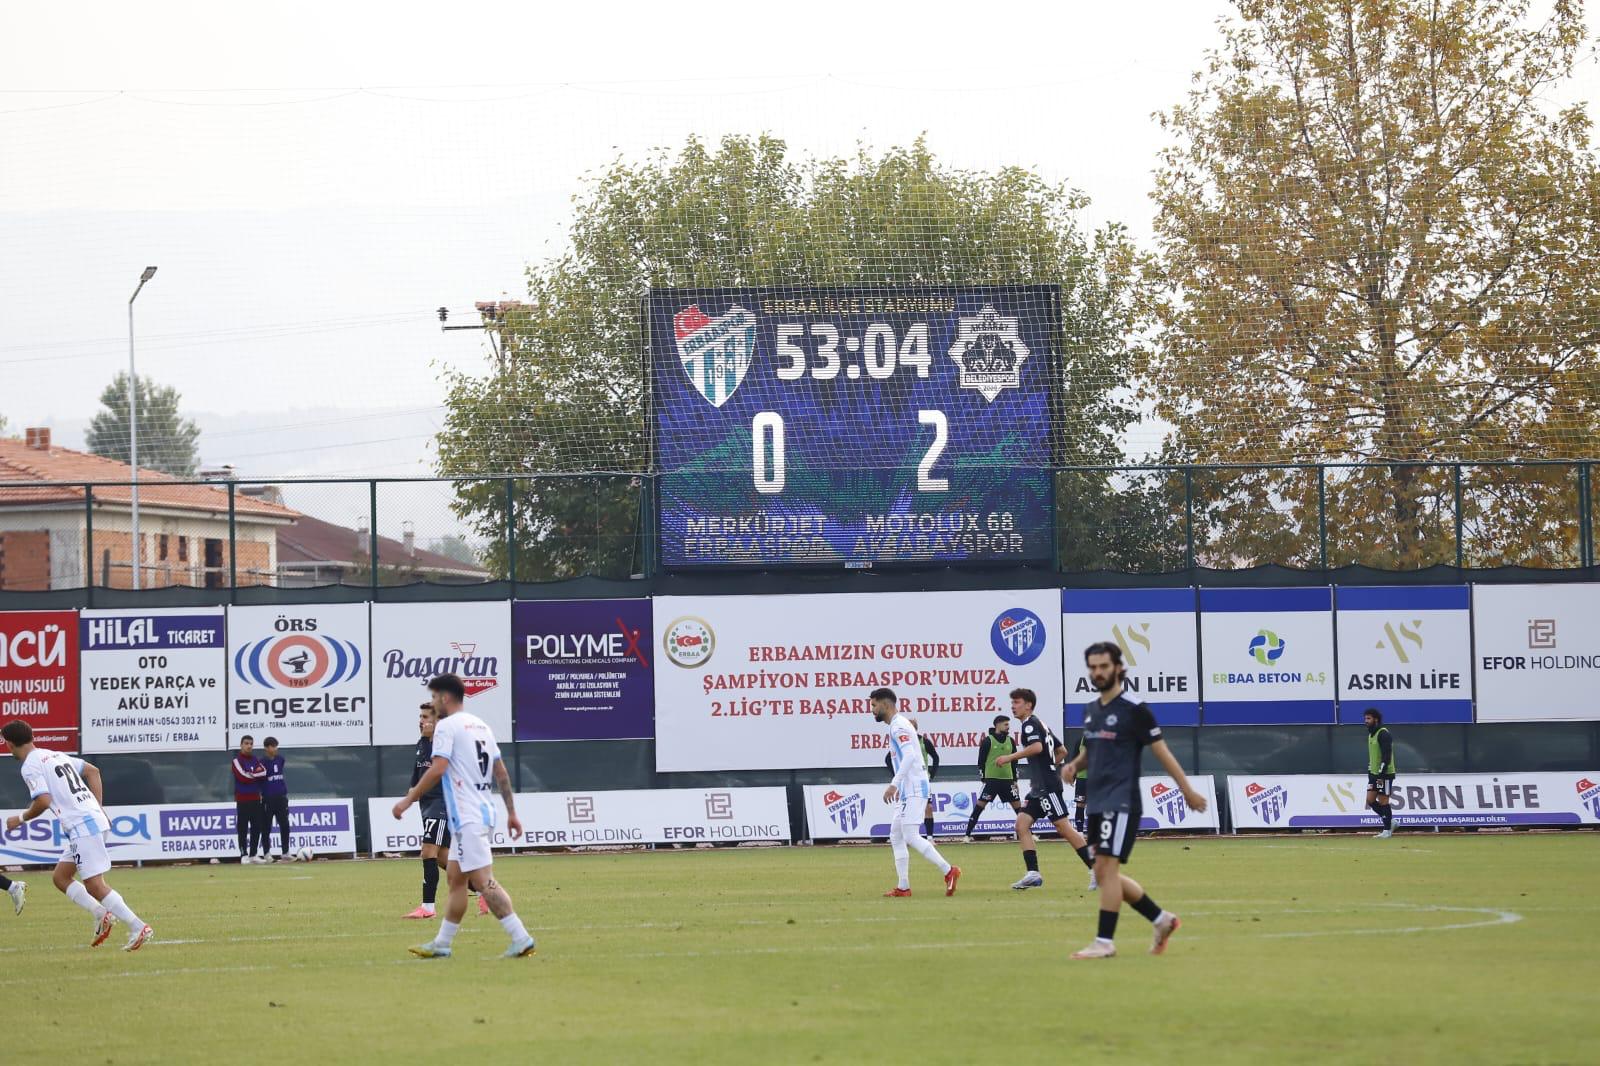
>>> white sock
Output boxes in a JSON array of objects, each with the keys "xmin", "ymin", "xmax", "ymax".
[
  {"xmin": 1096, "ymin": 936, "xmax": 1114, "ymax": 946},
  {"xmin": 498, "ymin": 913, "xmax": 530, "ymax": 943},
  {"xmin": 64, "ymin": 882, "xmax": 103, "ymax": 917},
  {"xmin": 435, "ymin": 919, "xmax": 461, "ymax": 947},
  {"xmin": 1156, "ymin": 909, "xmax": 1173, "ymax": 924},
  {"xmin": 100, "ymin": 890, "xmax": 142, "ymax": 928},
  {"xmin": 890, "ymin": 823, "xmax": 911, "ymax": 889},
  {"xmin": 907, "ymin": 833, "xmax": 951, "ymax": 874}
]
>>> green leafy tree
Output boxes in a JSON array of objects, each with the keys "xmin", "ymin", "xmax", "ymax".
[
  {"xmin": 86, "ymin": 372, "xmax": 202, "ymax": 478},
  {"xmin": 439, "ymin": 135, "xmax": 1152, "ymax": 578},
  {"xmin": 1144, "ymin": 0, "xmax": 1600, "ymax": 568}
]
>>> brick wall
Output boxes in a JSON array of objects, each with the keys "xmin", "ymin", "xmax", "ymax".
[
  {"xmin": 234, "ymin": 539, "xmax": 273, "ymax": 587},
  {"xmin": 0, "ymin": 530, "xmax": 52, "ymax": 590}
]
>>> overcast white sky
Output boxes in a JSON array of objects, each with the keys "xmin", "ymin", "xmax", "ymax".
[{"xmin": 2, "ymin": 0, "xmax": 1595, "ymax": 491}]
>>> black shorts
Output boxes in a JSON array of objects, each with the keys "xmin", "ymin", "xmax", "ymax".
[
  {"xmin": 1088, "ymin": 810, "xmax": 1137, "ymax": 864},
  {"xmin": 978, "ymin": 779, "xmax": 1019, "ymax": 805},
  {"xmin": 420, "ymin": 807, "xmax": 451, "ymax": 848},
  {"xmin": 1367, "ymin": 774, "xmax": 1395, "ymax": 796},
  {"xmin": 1023, "ymin": 789, "xmax": 1071, "ymax": 823}
]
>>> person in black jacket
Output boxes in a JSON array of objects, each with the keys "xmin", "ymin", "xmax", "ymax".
[{"xmin": 884, "ymin": 718, "xmax": 940, "ymax": 836}]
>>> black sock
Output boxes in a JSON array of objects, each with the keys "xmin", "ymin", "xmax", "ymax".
[
  {"xmin": 1023, "ymin": 849, "xmax": 1038, "ymax": 873},
  {"xmin": 965, "ymin": 808, "xmax": 982, "ymax": 836},
  {"xmin": 422, "ymin": 858, "xmax": 439, "ymax": 905},
  {"xmin": 0, "ymin": 874, "xmax": 10, "ymax": 890},
  {"xmin": 1131, "ymin": 893, "xmax": 1162, "ymax": 923},
  {"xmin": 1076, "ymin": 845, "xmax": 1095, "ymax": 869},
  {"xmin": 1097, "ymin": 909, "xmax": 1119, "ymax": 941},
  {"xmin": 923, "ymin": 817, "xmax": 934, "ymax": 837},
  {"xmin": 1380, "ymin": 805, "xmax": 1394, "ymax": 829}
]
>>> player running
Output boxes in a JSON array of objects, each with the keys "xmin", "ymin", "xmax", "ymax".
[
  {"xmin": 0, "ymin": 872, "xmax": 23, "ymax": 915},
  {"xmin": 872, "ymin": 689, "xmax": 959, "ymax": 898},
  {"xmin": 1062, "ymin": 642, "xmax": 1207, "ymax": 960},
  {"xmin": 995, "ymin": 688, "xmax": 1096, "ymax": 890},
  {"xmin": 1364, "ymin": 708, "xmax": 1397, "ymax": 839},
  {"xmin": 394, "ymin": 674, "xmax": 534, "ymax": 958},
  {"xmin": 2, "ymin": 720, "xmax": 152, "ymax": 950},
  {"xmin": 963, "ymin": 714, "xmax": 1022, "ymax": 840}
]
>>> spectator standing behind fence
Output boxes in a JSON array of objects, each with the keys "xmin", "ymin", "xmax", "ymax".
[
  {"xmin": 231, "ymin": 736, "xmax": 268, "ymax": 864},
  {"xmin": 261, "ymin": 738, "xmax": 291, "ymax": 861}
]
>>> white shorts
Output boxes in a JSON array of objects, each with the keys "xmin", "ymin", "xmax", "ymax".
[
  {"xmin": 64, "ymin": 831, "xmax": 112, "ymax": 879},
  {"xmin": 449, "ymin": 822, "xmax": 494, "ymax": 874},
  {"xmin": 893, "ymin": 782, "xmax": 931, "ymax": 828}
]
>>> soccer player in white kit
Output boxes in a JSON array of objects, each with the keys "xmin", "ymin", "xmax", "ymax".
[
  {"xmin": 1, "ymin": 720, "xmax": 153, "ymax": 950},
  {"xmin": 870, "ymin": 689, "xmax": 960, "ymax": 898},
  {"xmin": 393, "ymin": 673, "xmax": 535, "ymax": 959}
]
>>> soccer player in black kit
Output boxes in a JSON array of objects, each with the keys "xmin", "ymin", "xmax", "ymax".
[
  {"xmin": 1062, "ymin": 642, "xmax": 1208, "ymax": 959},
  {"xmin": 403, "ymin": 702, "xmax": 452, "ymax": 919},
  {"xmin": 995, "ymin": 688, "xmax": 1097, "ymax": 889}
]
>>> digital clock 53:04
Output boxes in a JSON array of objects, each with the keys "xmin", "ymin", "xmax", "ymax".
[{"xmin": 651, "ymin": 286, "xmax": 1058, "ymax": 568}]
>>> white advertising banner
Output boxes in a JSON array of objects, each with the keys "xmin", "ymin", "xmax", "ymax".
[
  {"xmin": 802, "ymin": 776, "xmax": 1220, "ymax": 839},
  {"xmin": 0, "ymin": 799, "xmax": 357, "ymax": 867},
  {"xmin": 80, "ymin": 607, "xmax": 228, "ymax": 753},
  {"xmin": 1228, "ymin": 773, "xmax": 1600, "ymax": 829},
  {"xmin": 369, "ymin": 601, "xmax": 511, "ymax": 745},
  {"xmin": 1199, "ymin": 587, "xmax": 1336, "ymax": 724},
  {"xmin": 366, "ymin": 787, "xmax": 791, "ymax": 853},
  {"xmin": 1061, "ymin": 588, "xmax": 1199, "ymax": 726},
  {"xmin": 1334, "ymin": 586, "xmax": 1473, "ymax": 723},
  {"xmin": 226, "ymin": 604, "xmax": 371, "ymax": 746},
  {"xmin": 1473, "ymin": 584, "xmax": 1600, "ymax": 721},
  {"xmin": 653, "ymin": 589, "xmax": 1063, "ymax": 772}
]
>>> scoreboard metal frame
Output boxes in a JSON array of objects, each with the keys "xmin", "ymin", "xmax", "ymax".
[{"xmin": 648, "ymin": 285, "xmax": 1059, "ymax": 570}]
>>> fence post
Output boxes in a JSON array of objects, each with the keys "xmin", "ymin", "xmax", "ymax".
[
  {"xmin": 1317, "ymin": 465, "xmax": 1328, "ymax": 570},
  {"xmin": 83, "ymin": 484, "xmax": 94, "ymax": 606},
  {"xmin": 1579, "ymin": 462, "xmax": 1593, "ymax": 569},
  {"xmin": 1453, "ymin": 464, "xmax": 1465, "ymax": 570},
  {"xmin": 227, "ymin": 482, "xmax": 238, "ymax": 596},
  {"xmin": 1183, "ymin": 467, "xmax": 1196, "ymax": 571},
  {"xmin": 504, "ymin": 477, "xmax": 517, "ymax": 584},
  {"xmin": 369, "ymin": 481, "xmax": 380, "ymax": 593}
]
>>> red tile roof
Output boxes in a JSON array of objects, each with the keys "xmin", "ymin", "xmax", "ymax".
[
  {"xmin": 0, "ymin": 439, "xmax": 298, "ymax": 520},
  {"xmin": 276, "ymin": 512, "xmax": 489, "ymax": 576}
]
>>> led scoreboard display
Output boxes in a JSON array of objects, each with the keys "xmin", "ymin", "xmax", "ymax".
[{"xmin": 650, "ymin": 286, "xmax": 1057, "ymax": 567}]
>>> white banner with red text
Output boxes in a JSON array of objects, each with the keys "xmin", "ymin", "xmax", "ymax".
[
  {"xmin": 802, "ymin": 776, "xmax": 1220, "ymax": 839},
  {"xmin": 365, "ymin": 786, "xmax": 791, "ymax": 853},
  {"xmin": 0, "ymin": 798, "xmax": 357, "ymax": 867},
  {"xmin": 1227, "ymin": 772, "xmax": 1600, "ymax": 829},
  {"xmin": 652, "ymin": 589, "xmax": 1063, "ymax": 771}
]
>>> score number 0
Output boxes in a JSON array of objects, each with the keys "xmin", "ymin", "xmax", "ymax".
[{"xmin": 752, "ymin": 410, "xmax": 948, "ymax": 495}]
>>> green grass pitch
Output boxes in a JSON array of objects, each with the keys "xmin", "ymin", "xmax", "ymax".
[{"xmin": 3, "ymin": 835, "xmax": 1596, "ymax": 1064}]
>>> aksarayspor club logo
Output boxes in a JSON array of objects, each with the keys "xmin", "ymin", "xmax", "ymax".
[
  {"xmin": 662, "ymin": 616, "xmax": 715, "ymax": 669},
  {"xmin": 235, "ymin": 634, "xmax": 363, "ymax": 689},
  {"xmin": 991, "ymin": 608, "xmax": 1045, "ymax": 665},
  {"xmin": 1149, "ymin": 781, "xmax": 1188, "ymax": 825},
  {"xmin": 823, "ymin": 790, "xmax": 867, "ymax": 834},
  {"xmin": 1244, "ymin": 781, "xmax": 1286, "ymax": 825},
  {"xmin": 674, "ymin": 304, "xmax": 756, "ymax": 407},
  {"xmin": 947, "ymin": 304, "xmax": 1030, "ymax": 402}
]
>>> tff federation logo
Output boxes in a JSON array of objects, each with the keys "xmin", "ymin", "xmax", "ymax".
[
  {"xmin": 1149, "ymin": 781, "xmax": 1189, "ymax": 824},
  {"xmin": 1244, "ymin": 781, "xmax": 1287, "ymax": 825},
  {"xmin": 991, "ymin": 608, "xmax": 1045, "ymax": 665},
  {"xmin": 674, "ymin": 304, "xmax": 756, "ymax": 408},
  {"xmin": 1577, "ymin": 777, "xmax": 1600, "ymax": 820},
  {"xmin": 662, "ymin": 617, "xmax": 715, "ymax": 669},
  {"xmin": 235, "ymin": 634, "xmax": 363, "ymax": 689},
  {"xmin": 823, "ymin": 790, "xmax": 867, "ymax": 834}
]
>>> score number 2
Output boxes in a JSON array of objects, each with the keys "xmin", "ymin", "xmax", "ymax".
[{"xmin": 753, "ymin": 411, "xmax": 948, "ymax": 494}]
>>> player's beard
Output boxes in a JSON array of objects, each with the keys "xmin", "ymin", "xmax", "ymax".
[{"xmin": 1091, "ymin": 671, "xmax": 1122, "ymax": 692}]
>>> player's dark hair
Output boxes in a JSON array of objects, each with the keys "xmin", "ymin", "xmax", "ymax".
[
  {"xmin": 263, "ymin": 737, "xmax": 278, "ymax": 748},
  {"xmin": 238, "ymin": 734, "xmax": 253, "ymax": 745},
  {"xmin": 869, "ymin": 687, "xmax": 896, "ymax": 704},
  {"xmin": 1009, "ymin": 687, "xmax": 1036, "ymax": 709},
  {"xmin": 1364, "ymin": 707, "xmax": 1383, "ymax": 724},
  {"xmin": 992, "ymin": 714, "xmax": 1009, "ymax": 726},
  {"xmin": 428, "ymin": 674, "xmax": 467, "ymax": 704},
  {"xmin": 1084, "ymin": 641, "xmax": 1123, "ymax": 666},
  {"xmin": 1, "ymin": 720, "xmax": 33, "ymax": 747},
  {"xmin": 419, "ymin": 701, "xmax": 437, "ymax": 714}
]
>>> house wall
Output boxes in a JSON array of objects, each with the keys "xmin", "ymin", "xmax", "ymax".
[
  {"xmin": 0, "ymin": 507, "xmax": 283, "ymax": 589},
  {"xmin": 0, "ymin": 530, "xmax": 51, "ymax": 590}
]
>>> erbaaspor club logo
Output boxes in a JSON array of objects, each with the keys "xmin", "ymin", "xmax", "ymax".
[
  {"xmin": 1150, "ymin": 781, "xmax": 1188, "ymax": 824},
  {"xmin": 823, "ymin": 790, "xmax": 867, "ymax": 833},
  {"xmin": 991, "ymin": 608, "xmax": 1045, "ymax": 665},
  {"xmin": 662, "ymin": 616, "xmax": 715, "ymax": 668},
  {"xmin": 235, "ymin": 633, "xmax": 363, "ymax": 689},
  {"xmin": 1244, "ymin": 780, "xmax": 1286, "ymax": 825},
  {"xmin": 674, "ymin": 304, "xmax": 756, "ymax": 407},
  {"xmin": 1248, "ymin": 628, "xmax": 1286, "ymax": 666},
  {"xmin": 1577, "ymin": 777, "xmax": 1600, "ymax": 820}
]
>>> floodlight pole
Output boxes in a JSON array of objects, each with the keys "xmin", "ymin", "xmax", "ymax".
[{"xmin": 128, "ymin": 266, "xmax": 157, "ymax": 590}]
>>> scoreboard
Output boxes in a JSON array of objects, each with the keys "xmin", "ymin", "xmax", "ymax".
[{"xmin": 650, "ymin": 286, "xmax": 1058, "ymax": 568}]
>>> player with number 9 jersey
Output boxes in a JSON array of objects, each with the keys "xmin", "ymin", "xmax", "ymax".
[{"xmin": 429, "ymin": 708, "xmax": 501, "ymax": 835}]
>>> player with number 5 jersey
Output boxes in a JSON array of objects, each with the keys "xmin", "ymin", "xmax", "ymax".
[{"xmin": 2, "ymin": 720, "xmax": 153, "ymax": 951}]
